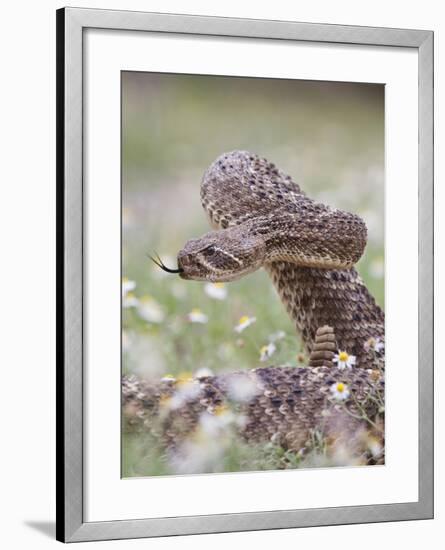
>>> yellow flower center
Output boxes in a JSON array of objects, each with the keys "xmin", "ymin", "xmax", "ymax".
[
  {"xmin": 213, "ymin": 283, "xmax": 225, "ymax": 288},
  {"xmin": 177, "ymin": 371, "xmax": 193, "ymax": 385},
  {"xmin": 338, "ymin": 351, "xmax": 349, "ymax": 362},
  {"xmin": 260, "ymin": 345, "xmax": 268, "ymax": 354},
  {"xmin": 214, "ymin": 404, "xmax": 229, "ymax": 416},
  {"xmin": 191, "ymin": 308, "xmax": 202, "ymax": 315},
  {"xmin": 238, "ymin": 315, "xmax": 249, "ymax": 325},
  {"xmin": 336, "ymin": 383, "xmax": 345, "ymax": 393}
]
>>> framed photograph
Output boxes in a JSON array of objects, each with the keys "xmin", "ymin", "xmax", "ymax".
[{"xmin": 56, "ymin": 7, "xmax": 434, "ymax": 542}]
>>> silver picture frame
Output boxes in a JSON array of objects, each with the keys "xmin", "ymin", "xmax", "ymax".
[{"xmin": 56, "ymin": 6, "xmax": 434, "ymax": 543}]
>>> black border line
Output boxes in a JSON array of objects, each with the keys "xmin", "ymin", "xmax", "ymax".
[{"xmin": 55, "ymin": 7, "xmax": 66, "ymax": 542}]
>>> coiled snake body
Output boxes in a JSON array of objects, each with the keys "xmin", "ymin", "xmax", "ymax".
[{"xmin": 123, "ymin": 151, "xmax": 385, "ymax": 466}]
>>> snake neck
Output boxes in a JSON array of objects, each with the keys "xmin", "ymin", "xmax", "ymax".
[
  {"xmin": 265, "ymin": 262, "xmax": 384, "ymax": 367},
  {"xmin": 198, "ymin": 150, "xmax": 384, "ymax": 367}
]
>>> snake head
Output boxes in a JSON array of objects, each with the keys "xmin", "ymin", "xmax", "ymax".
[{"xmin": 177, "ymin": 227, "xmax": 266, "ymax": 282}]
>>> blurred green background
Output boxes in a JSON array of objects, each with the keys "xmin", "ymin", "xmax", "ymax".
[{"xmin": 122, "ymin": 72, "xmax": 384, "ymax": 476}]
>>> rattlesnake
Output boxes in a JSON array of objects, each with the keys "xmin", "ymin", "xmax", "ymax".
[{"xmin": 123, "ymin": 151, "xmax": 385, "ymax": 468}]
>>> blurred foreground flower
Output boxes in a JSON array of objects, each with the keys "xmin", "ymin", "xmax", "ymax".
[
  {"xmin": 333, "ymin": 350, "xmax": 356, "ymax": 370},
  {"xmin": 160, "ymin": 372, "xmax": 200, "ymax": 411},
  {"xmin": 122, "ymin": 277, "xmax": 138, "ymax": 308},
  {"xmin": 123, "ymin": 293, "xmax": 138, "ymax": 308},
  {"xmin": 204, "ymin": 282, "xmax": 227, "ymax": 300},
  {"xmin": 195, "ymin": 367, "xmax": 214, "ymax": 379},
  {"xmin": 234, "ymin": 315, "xmax": 256, "ymax": 333},
  {"xmin": 199, "ymin": 406, "xmax": 235, "ymax": 436},
  {"xmin": 187, "ymin": 308, "xmax": 208, "ymax": 324},
  {"xmin": 226, "ymin": 373, "xmax": 259, "ymax": 403},
  {"xmin": 259, "ymin": 342, "xmax": 276, "ymax": 362},
  {"xmin": 169, "ymin": 404, "xmax": 248, "ymax": 474},
  {"xmin": 364, "ymin": 336, "xmax": 384, "ymax": 353},
  {"xmin": 330, "ymin": 382, "xmax": 350, "ymax": 401},
  {"xmin": 169, "ymin": 433, "xmax": 225, "ymax": 475},
  {"xmin": 122, "ymin": 277, "xmax": 136, "ymax": 295},
  {"xmin": 161, "ymin": 373, "xmax": 176, "ymax": 382},
  {"xmin": 137, "ymin": 295, "xmax": 165, "ymax": 323}
]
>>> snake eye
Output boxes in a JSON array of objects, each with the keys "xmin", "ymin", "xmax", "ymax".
[{"xmin": 204, "ymin": 245, "xmax": 217, "ymax": 257}]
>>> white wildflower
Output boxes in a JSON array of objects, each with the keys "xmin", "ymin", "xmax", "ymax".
[
  {"xmin": 169, "ymin": 436, "xmax": 225, "ymax": 474},
  {"xmin": 259, "ymin": 342, "xmax": 276, "ymax": 362},
  {"xmin": 187, "ymin": 308, "xmax": 208, "ymax": 324},
  {"xmin": 330, "ymin": 382, "xmax": 350, "ymax": 401},
  {"xmin": 122, "ymin": 277, "xmax": 136, "ymax": 296},
  {"xmin": 161, "ymin": 373, "xmax": 176, "ymax": 382},
  {"xmin": 234, "ymin": 315, "xmax": 256, "ymax": 333},
  {"xmin": 226, "ymin": 373, "xmax": 259, "ymax": 403},
  {"xmin": 199, "ymin": 412, "xmax": 224, "ymax": 437},
  {"xmin": 122, "ymin": 277, "xmax": 138, "ymax": 308},
  {"xmin": 195, "ymin": 367, "xmax": 214, "ymax": 379},
  {"xmin": 137, "ymin": 295, "xmax": 165, "ymax": 323},
  {"xmin": 204, "ymin": 282, "xmax": 227, "ymax": 300},
  {"xmin": 123, "ymin": 293, "xmax": 138, "ymax": 308},
  {"xmin": 166, "ymin": 372, "xmax": 201, "ymax": 410},
  {"xmin": 199, "ymin": 406, "xmax": 235, "ymax": 436},
  {"xmin": 333, "ymin": 350, "xmax": 356, "ymax": 369}
]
